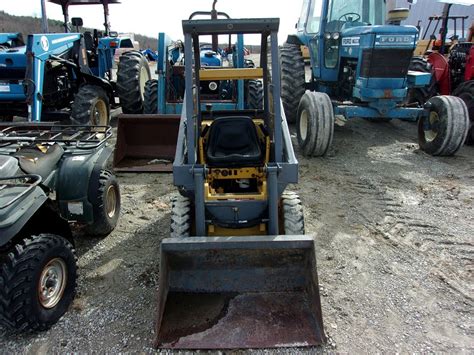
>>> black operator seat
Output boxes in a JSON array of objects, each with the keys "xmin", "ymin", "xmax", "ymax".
[
  {"xmin": 83, "ymin": 31, "xmax": 94, "ymax": 51},
  {"xmin": 205, "ymin": 116, "xmax": 264, "ymax": 167}
]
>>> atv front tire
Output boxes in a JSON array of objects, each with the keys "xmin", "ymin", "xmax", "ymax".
[{"xmin": 0, "ymin": 234, "xmax": 77, "ymax": 331}]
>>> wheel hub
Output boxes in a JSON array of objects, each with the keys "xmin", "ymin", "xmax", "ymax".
[
  {"xmin": 91, "ymin": 99, "xmax": 108, "ymax": 126},
  {"xmin": 106, "ymin": 185, "xmax": 117, "ymax": 218},
  {"xmin": 300, "ymin": 109, "xmax": 309, "ymax": 140},
  {"xmin": 38, "ymin": 258, "xmax": 67, "ymax": 309},
  {"xmin": 424, "ymin": 111, "xmax": 440, "ymax": 142}
]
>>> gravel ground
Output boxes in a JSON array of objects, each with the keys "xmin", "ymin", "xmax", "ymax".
[{"xmin": 1, "ymin": 116, "xmax": 473, "ymax": 353}]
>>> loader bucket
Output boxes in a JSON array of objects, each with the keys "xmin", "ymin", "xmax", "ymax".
[
  {"xmin": 113, "ymin": 114, "xmax": 180, "ymax": 172},
  {"xmin": 155, "ymin": 235, "xmax": 326, "ymax": 349}
]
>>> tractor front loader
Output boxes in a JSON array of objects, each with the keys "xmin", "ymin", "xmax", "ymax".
[{"xmin": 154, "ymin": 17, "xmax": 325, "ymax": 349}]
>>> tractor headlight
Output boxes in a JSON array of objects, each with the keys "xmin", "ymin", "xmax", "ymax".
[
  {"xmin": 324, "ymin": 32, "xmax": 332, "ymax": 40},
  {"xmin": 209, "ymin": 81, "xmax": 218, "ymax": 91},
  {"xmin": 332, "ymin": 32, "xmax": 340, "ymax": 40}
]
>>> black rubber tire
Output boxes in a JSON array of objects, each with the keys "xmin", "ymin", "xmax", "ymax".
[
  {"xmin": 418, "ymin": 95, "xmax": 469, "ymax": 156},
  {"xmin": 281, "ymin": 191, "xmax": 305, "ymax": 235},
  {"xmin": 170, "ymin": 194, "xmax": 192, "ymax": 238},
  {"xmin": 117, "ymin": 50, "xmax": 151, "ymax": 114},
  {"xmin": 296, "ymin": 91, "xmax": 335, "ymax": 157},
  {"xmin": 0, "ymin": 234, "xmax": 77, "ymax": 331},
  {"xmin": 406, "ymin": 56, "xmax": 437, "ymax": 107},
  {"xmin": 84, "ymin": 170, "xmax": 120, "ymax": 237},
  {"xmin": 245, "ymin": 80, "xmax": 263, "ymax": 110},
  {"xmin": 70, "ymin": 85, "xmax": 110, "ymax": 125},
  {"xmin": 452, "ymin": 80, "xmax": 474, "ymax": 145},
  {"xmin": 143, "ymin": 79, "xmax": 158, "ymax": 114},
  {"xmin": 280, "ymin": 43, "xmax": 305, "ymax": 123}
]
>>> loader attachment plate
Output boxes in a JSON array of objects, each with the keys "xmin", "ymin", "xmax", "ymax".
[
  {"xmin": 155, "ymin": 236, "xmax": 326, "ymax": 349},
  {"xmin": 113, "ymin": 114, "xmax": 180, "ymax": 172}
]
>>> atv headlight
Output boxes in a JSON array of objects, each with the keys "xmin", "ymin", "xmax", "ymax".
[{"xmin": 332, "ymin": 32, "xmax": 340, "ymax": 40}]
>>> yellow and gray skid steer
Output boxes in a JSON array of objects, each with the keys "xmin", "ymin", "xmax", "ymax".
[{"xmin": 155, "ymin": 17, "xmax": 326, "ymax": 349}]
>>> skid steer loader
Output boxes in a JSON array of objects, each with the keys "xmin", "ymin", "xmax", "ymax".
[{"xmin": 154, "ymin": 17, "xmax": 325, "ymax": 349}]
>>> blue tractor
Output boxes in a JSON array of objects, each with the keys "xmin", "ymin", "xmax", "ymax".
[
  {"xmin": 281, "ymin": 0, "xmax": 470, "ymax": 156},
  {"xmin": 142, "ymin": 3, "xmax": 263, "ymax": 115},
  {"xmin": 0, "ymin": 0, "xmax": 150, "ymax": 123}
]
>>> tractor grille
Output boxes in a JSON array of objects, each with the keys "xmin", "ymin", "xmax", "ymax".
[
  {"xmin": 360, "ymin": 49, "xmax": 412, "ymax": 78},
  {"xmin": 0, "ymin": 68, "xmax": 26, "ymax": 81}
]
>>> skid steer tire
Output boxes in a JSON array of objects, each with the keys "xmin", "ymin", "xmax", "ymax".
[
  {"xmin": 280, "ymin": 43, "xmax": 305, "ymax": 123},
  {"xmin": 452, "ymin": 80, "xmax": 474, "ymax": 145},
  {"xmin": 84, "ymin": 170, "xmax": 120, "ymax": 237},
  {"xmin": 170, "ymin": 194, "xmax": 192, "ymax": 238},
  {"xmin": 407, "ymin": 56, "xmax": 437, "ymax": 107},
  {"xmin": 71, "ymin": 85, "xmax": 110, "ymax": 125},
  {"xmin": 245, "ymin": 79, "xmax": 264, "ymax": 110},
  {"xmin": 143, "ymin": 79, "xmax": 159, "ymax": 114},
  {"xmin": 117, "ymin": 51, "xmax": 151, "ymax": 114},
  {"xmin": 418, "ymin": 95, "xmax": 469, "ymax": 156},
  {"xmin": 297, "ymin": 91, "xmax": 334, "ymax": 157},
  {"xmin": 0, "ymin": 234, "xmax": 77, "ymax": 331},
  {"xmin": 281, "ymin": 191, "xmax": 305, "ymax": 235}
]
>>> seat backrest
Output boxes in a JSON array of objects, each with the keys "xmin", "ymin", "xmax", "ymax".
[{"xmin": 205, "ymin": 116, "xmax": 263, "ymax": 167}]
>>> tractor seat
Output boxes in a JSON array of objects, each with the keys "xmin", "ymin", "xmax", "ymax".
[
  {"xmin": 83, "ymin": 31, "xmax": 94, "ymax": 51},
  {"xmin": 16, "ymin": 144, "xmax": 64, "ymax": 180},
  {"xmin": 205, "ymin": 116, "xmax": 263, "ymax": 167}
]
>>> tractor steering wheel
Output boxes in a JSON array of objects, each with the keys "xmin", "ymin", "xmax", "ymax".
[{"xmin": 338, "ymin": 12, "xmax": 361, "ymax": 23}]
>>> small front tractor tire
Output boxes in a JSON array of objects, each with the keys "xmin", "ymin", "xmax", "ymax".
[
  {"xmin": 452, "ymin": 80, "xmax": 474, "ymax": 145},
  {"xmin": 297, "ymin": 91, "xmax": 334, "ymax": 157},
  {"xmin": 170, "ymin": 194, "xmax": 192, "ymax": 238},
  {"xmin": 117, "ymin": 51, "xmax": 151, "ymax": 114},
  {"xmin": 418, "ymin": 95, "xmax": 469, "ymax": 156},
  {"xmin": 280, "ymin": 191, "xmax": 305, "ymax": 235},
  {"xmin": 143, "ymin": 79, "xmax": 158, "ymax": 114},
  {"xmin": 84, "ymin": 170, "xmax": 121, "ymax": 237},
  {"xmin": 0, "ymin": 234, "xmax": 77, "ymax": 331},
  {"xmin": 245, "ymin": 79, "xmax": 264, "ymax": 110},
  {"xmin": 280, "ymin": 43, "xmax": 306, "ymax": 123},
  {"xmin": 71, "ymin": 85, "xmax": 110, "ymax": 125}
]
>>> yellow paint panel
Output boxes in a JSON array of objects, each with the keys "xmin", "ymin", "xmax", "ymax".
[{"xmin": 199, "ymin": 68, "xmax": 264, "ymax": 81}]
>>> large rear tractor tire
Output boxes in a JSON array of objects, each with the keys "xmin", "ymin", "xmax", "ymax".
[
  {"xmin": 71, "ymin": 85, "xmax": 110, "ymax": 125},
  {"xmin": 170, "ymin": 194, "xmax": 192, "ymax": 238},
  {"xmin": 296, "ymin": 91, "xmax": 334, "ymax": 157},
  {"xmin": 84, "ymin": 170, "xmax": 121, "ymax": 237},
  {"xmin": 452, "ymin": 80, "xmax": 474, "ymax": 145},
  {"xmin": 117, "ymin": 51, "xmax": 151, "ymax": 114},
  {"xmin": 280, "ymin": 191, "xmax": 305, "ymax": 235},
  {"xmin": 143, "ymin": 79, "xmax": 158, "ymax": 114},
  {"xmin": 418, "ymin": 95, "xmax": 469, "ymax": 156},
  {"xmin": 406, "ymin": 56, "xmax": 437, "ymax": 107},
  {"xmin": 280, "ymin": 43, "xmax": 305, "ymax": 123},
  {"xmin": 245, "ymin": 79, "xmax": 263, "ymax": 110},
  {"xmin": 0, "ymin": 234, "xmax": 77, "ymax": 331}
]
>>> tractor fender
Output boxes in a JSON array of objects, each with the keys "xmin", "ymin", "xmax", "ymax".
[
  {"xmin": 56, "ymin": 145, "xmax": 112, "ymax": 223},
  {"xmin": 286, "ymin": 35, "xmax": 304, "ymax": 46},
  {"xmin": 80, "ymin": 71, "xmax": 114, "ymax": 98},
  {"xmin": 0, "ymin": 186, "xmax": 47, "ymax": 247}
]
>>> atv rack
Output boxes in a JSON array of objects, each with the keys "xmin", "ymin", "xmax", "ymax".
[
  {"xmin": 0, "ymin": 124, "xmax": 112, "ymax": 150},
  {"xmin": 0, "ymin": 175, "xmax": 42, "ymax": 209}
]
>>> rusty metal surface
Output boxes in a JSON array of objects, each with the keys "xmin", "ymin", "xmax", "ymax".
[
  {"xmin": 113, "ymin": 114, "xmax": 180, "ymax": 173},
  {"xmin": 155, "ymin": 236, "xmax": 326, "ymax": 349}
]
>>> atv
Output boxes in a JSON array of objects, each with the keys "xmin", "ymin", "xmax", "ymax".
[{"xmin": 0, "ymin": 123, "xmax": 120, "ymax": 331}]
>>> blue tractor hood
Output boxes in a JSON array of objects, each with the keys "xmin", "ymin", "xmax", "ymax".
[
  {"xmin": 342, "ymin": 24, "xmax": 419, "ymax": 37},
  {"xmin": 0, "ymin": 46, "xmax": 27, "ymax": 70}
]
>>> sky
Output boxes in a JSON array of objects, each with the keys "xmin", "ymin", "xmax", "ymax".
[{"xmin": 0, "ymin": 0, "xmax": 302, "ymax": 44}]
